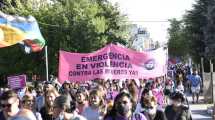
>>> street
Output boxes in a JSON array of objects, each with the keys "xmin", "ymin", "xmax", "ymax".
[{"xmin": 187, "ymin": 95, "xmax": 212, "ymax": 120}]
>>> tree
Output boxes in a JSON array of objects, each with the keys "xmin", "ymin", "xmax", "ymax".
[
  {"xmin": 0, "ymin": 0, "xmax": 130, "ymax": 77},
  {"xmin": 204, "ymin": 5, "xmax": 215, "ymax": 59},
  {"xmin": 183, "ymin": 0, "xmax": 215, "ymax": 62},
  {"xmin": 167, "ymin": 18, "xmax": 189, "ymax": 59}
]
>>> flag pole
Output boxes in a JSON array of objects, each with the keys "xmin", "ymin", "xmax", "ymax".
[{"xmin": 45, "ymin": 46, "xmax": 49, "ymax": 81}]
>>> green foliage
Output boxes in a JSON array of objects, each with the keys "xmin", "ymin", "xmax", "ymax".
[
  {"xmin": 168, "ymin": 0, "xmax": 215, "ymax": 63},
  {"xmin": 204, "ymin": 5, "xmax": 215, "ymax": 59},
  {"xmin": 182, "ymin": 0, "xmax": 215, "ymax": 62},
  {"xmin": 0, "ymin": 0, "xmax": 130, "ymax": 77},
  {"xmin": 167, "ymin": 18, "xmax": 189, "ymax": 59}
]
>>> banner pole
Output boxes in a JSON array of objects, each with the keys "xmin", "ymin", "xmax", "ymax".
[{"xmin": 45, "ymin": 46, "xmax": 49, "ymax": 81}]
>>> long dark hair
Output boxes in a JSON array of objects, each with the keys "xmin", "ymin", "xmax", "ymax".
[
  {"xmin": 104, "ymin": 92, "xmax": 135, "ymax": 119},
  {"xmin": 140, "ymin": 88, "xmax": 150, "ymax": 108}
]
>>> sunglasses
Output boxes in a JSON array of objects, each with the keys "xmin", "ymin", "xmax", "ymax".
[{"xmin": 1, "ymin": 104, "xmax": 12, "ymax": 108}]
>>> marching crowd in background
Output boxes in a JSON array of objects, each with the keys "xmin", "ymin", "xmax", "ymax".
[{"xmin": 0, "ymin": 64, "xmax": 203, "ymax": 120}]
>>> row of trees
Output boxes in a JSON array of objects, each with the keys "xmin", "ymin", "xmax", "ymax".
[
  {"xmin": 0, "ymin": 0, "xmax": 131, "ymax": 78},
  {"xmin": 168, "ymin": 0, "xmax": 215, "ymax": 65}
]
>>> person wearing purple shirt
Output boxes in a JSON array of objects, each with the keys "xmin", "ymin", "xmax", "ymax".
[{"xmin": 104, "ymin": 92, "xmax": 147, "ymax": 120}]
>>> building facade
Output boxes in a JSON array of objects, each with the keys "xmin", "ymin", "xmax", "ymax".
[{"xmin": 130, "ymin": 25, "xmax": 155, "ymax": 52}]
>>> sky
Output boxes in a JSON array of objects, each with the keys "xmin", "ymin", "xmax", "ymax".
[{"xmin": 109, "ymin": 0, "xmax": 195, "ymax": 43}]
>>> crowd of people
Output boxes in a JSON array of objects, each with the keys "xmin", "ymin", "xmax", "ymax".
[{"xmin": 0, "ymin": 65, "xmax": 203, "ymax": 120}]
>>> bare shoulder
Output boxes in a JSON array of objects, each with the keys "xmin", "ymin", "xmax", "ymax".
[{"xmin": 17, "ymin": 109, "xmax": 36, "ymax": 120}]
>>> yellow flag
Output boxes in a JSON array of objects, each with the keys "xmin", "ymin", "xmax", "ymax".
[{"xmin": 0, "ymin": 24, "xmax": 26, "ymax": 47}]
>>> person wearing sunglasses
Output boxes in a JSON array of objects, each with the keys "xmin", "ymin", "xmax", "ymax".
[
  {"xmin": 22, "ymin": 94, "xmax": 42, "ymax": 120},
  {"xmin": 0, "ymin": 90, "xmax": 20, "ymax": 120}
]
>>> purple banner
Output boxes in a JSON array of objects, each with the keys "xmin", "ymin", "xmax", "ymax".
[{"xmin": 7, "ymin": 74, "xmax": 26, "ymax": 89}]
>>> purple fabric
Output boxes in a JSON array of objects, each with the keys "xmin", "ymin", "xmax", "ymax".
[
  {"xmin": 106, "ymin": 91, "xmax": 119, "ymax": 100},
  {"xmin": 112, "ymin": 91, "xmax": 119, "ymax": 99},
  {"xmin": 152, "ymin": 89, "xmax": 164, "ymax": 106},
  {"xmin": 104, "ymin": 113, "xmax": 147, "ymax": 120}
]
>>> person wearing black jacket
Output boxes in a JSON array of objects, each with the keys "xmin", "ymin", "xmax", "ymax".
[{"xmin": 165, "ymin": 91, "xmax": 192, "ymax": 120}]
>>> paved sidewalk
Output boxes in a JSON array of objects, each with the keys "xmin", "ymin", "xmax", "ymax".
[
  {"xmin": 190, "ymin": 104, "xmax": 212, "ymax": 120},
  {"xmin": 186, "ymin": 95, "xmax": 212, "ymax": 120}
]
